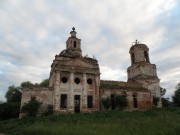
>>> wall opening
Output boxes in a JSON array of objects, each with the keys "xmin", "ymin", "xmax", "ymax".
[
  {"xmin": 131, "ymin": 53, "xmax": 135, "ymax": 64},
  {"xmin": 60, "ymin": 94, "xmax": 67, "ymax": 109},
  {"xmin": 61, "ymin": 77, "xmax": 68, "ymax": 83},
  {"xmin": 74, "ymin": 95, "xmax": 80, "ymax": 113},
  {"xmin": 144, "ymin": 51, "xmax": 149, "ymax": 62},
  {"xmin": 74, "ymin": 41, "xmax": 77, "ymax": 48},
  {"xmin": 87, "ymin": 95, "xmax": 93, "ymax": 108},
  {"xmin": 74, "ymin": 78, "xmax": 80, "ymax": 84},
  {"xmin": 87, "ymin": 78, "xmax": 93, "ymax": 84},
  {"xmin": 111, "ymin": 94, "xmax": 116, "ymax": 110},
  {"xmin": 133, "ymin": 94, "xmax": 138, "ymax": 109}
]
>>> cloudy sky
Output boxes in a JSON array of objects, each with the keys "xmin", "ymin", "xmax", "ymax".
[{"xmin": 0, "ymin": 0, "xmax": 180, "ymax": 101}]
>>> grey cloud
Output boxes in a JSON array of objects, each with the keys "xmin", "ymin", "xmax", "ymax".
[{"xmin": 0, "ymin": 0, "xmax": 180, "ymax": 101}]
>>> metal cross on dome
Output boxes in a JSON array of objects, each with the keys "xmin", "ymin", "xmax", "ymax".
[{"xmin": 133, "ymin": 39, "xmax": 140, "ymax": 45}]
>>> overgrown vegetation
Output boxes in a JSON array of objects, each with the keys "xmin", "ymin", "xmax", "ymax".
[
  {"xmin": 161, "ymin": 97, "xmax": 171, "ymax": 107},
  {"xmin": 0, "ymin": 79, "xmax": 49, "ymax": 120},
  {"xmin": 0, "ymin": 108, "xmax": 180, "ymax": 135},
  {"xmin": 102, "ymin": 97, "xmax": 111, "ymax": 110},
  {"xmin": 0, "ymin": 86, "xmax": 22, "ymax": 120},
  {"xmin": 5, "ymin": 86, "xmax": 22, "ymax": 103},
  {"xmin": 114, "ymin": 95, "xmax": 128, "ymax": 110},
  {"xmin": 100, "ymin": 83, "xmax": 147, "ymax": 91},
  {"xmin": 43, "ymin": 105, "xmax": 53, "ymax": 116},
  {"xmin": 21, "ymin": 98, "xmax": 42, "ymax": 117},
  {"xmin": 102, "ymin": 95, "xmax": 128, "ymax": 110},
  {"xmin": 0, "ymin": 102, "xmax": 20, "ymax": 120},
  {"xmin": 172, "ymin": 83, "xmax": 180, "ymax": 107},
  {"xmin": 21, "ymin": 79, "xmax": 49, "ymax": 89}
]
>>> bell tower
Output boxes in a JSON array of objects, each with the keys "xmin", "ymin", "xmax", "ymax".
[
  {"xmin": 66, "ymin": 27, "xmax": 82, "ymax": 57},
  {"xmin": 127, "ymin": 40, "xmax": 162, "ymax": 107}
]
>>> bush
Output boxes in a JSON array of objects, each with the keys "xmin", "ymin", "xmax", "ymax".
[
  {"xmin": 0, "ymin": 102, "xmax": 20, "ymax": 120},
  {"xmin": 44, "ymin": 105, "xmax": 53, "ymax": 116},
  {"xmin": 115, "ymin": 95, "xmax": 128, "ymax": 110},
  {"xmin": 21, "ymin": 98, "xmax": 41, "ymax": 117},
  {"xmin": 102, "ymin": 97, "xmax": 111, "ymax": 110}
]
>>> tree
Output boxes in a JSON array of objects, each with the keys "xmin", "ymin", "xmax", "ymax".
[
  {"xmin": 172, "ymin": 83, "xmax": 180, "ymax": 107},
  {"xmin": 160, "ymin": 87, "xmax": 166, "ymax": 96},
  {"xmin": 20, "ymin": 79, "xmax": 49, "ymax": 89},
  {"xmin": 39, "ymin": 79, "xmax": 49, "ymax": 87},
  {"xmin": 5, "ymin": 85, "xmax": 22, "ymax": 103},
  {"xmin": 0, "ymin": 102, "xmax": 20, "ymax": 120},
  {"xmin": 161, "ymin": 97, "xmax": 170, "ymax": 107},
  {"xmin": 20, "ymin": 81, "xmax": 34, "ymax": 89}
]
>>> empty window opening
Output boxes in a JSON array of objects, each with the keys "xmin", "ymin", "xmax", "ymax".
[
  {"xmin": 87, "ymin": 78, "xmax": 93, "ymax": 84},
  {"xmin": 133, "ymin": 94, "xmax": 138, "ymax": 108},
  {"xmin": 61, "ymin": 77, "xmax": 68, "ymax": 83},
  {"xmin": 144, "ymin": 51, "xmax": 149, "ymax": 62},
  {"xmin": 74, "ymin": 78, "xmax": 80, "ymax": 84},
  {"xmin": 74, "ymin": 95, "xmax": 80, "ymax": 113},
  {"xmin": 87, "ymin": 95, "xmax": 93, "ymax": 108},
  {"xmin": 74, "ymin": 41, "xmax": 77, "ymax": 48},
  {"xmin": 131, "ymin": 53, "xmax": 135, "ymax": 64},
  {"xmin": 60, "ymin": 94, "xmax": 67, "ymax": 109}
]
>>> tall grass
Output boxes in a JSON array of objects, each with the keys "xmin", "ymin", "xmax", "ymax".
[{"xmin": 0, "ymin": 108, "xmax": 180, "ymax": 135}]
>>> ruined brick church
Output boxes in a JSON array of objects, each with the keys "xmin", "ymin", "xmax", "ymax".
[{"xmin": 20, "ymin": 28, "xmax": 161, "ymax": 115}]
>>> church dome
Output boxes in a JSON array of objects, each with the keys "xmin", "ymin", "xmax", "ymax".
[
  {"xmin": 130, "ymin": 43, "xmax": 149, "ymax": 52},
  {"xmin": 129, "ymin": 40, "xmax": 150, "ymax": 64}
]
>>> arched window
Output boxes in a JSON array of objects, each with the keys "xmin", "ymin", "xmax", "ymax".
[
  {"xmin": 131, "ymin": 53, "xmax": 135, "ymax": 64},
  {"xmin": 74, "ymin": 41, "xmax": 77, "ymax": 48},
  {"xmin": 144, "ymin": 51, "xmax": 149, "ymax": 62}
]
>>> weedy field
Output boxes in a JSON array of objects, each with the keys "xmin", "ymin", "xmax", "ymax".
[{"xmin": 0, "ymin": 108, "xmax": 180, "ymax": 135}]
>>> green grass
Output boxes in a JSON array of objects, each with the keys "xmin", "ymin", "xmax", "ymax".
[{"xmin": 0, "ymin": 108, "xmax": 180, "ymax": 135}]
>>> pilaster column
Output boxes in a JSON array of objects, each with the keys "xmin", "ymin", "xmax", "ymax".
[
  {"xmin": 95, "ymin": 74, "xmax": 100, "ymax": 111},
  {"xmin": 68, "ymin": 72, "xmax": 74, "ymax": 112},
  {"xmin": 82, "ymin": 73, "xmax": 87, "ymax": 111},
  {"xmin": 54, "ymin": 69, "xmax": 60, "ymax": 111}
]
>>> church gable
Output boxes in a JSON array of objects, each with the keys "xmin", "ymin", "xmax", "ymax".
[{"xmin": 60, "ymin": 58, "xmax": 98, "ymax": 69}]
